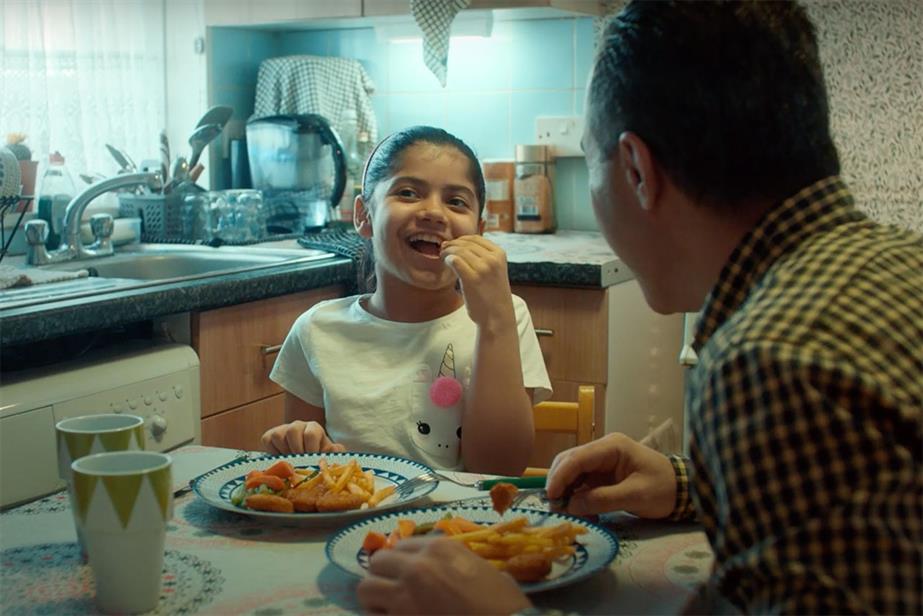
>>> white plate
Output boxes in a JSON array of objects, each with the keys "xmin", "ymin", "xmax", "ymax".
[
  {"xmin": 191, "ymin": 452, "xmax": 439, "ymax": 524},
  {"xmin": 325, "ymin": 505, "xmax": 620, "ymax": 594}
]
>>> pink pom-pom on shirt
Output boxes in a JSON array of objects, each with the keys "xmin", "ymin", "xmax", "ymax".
[{"xmin": 429, "ymin": 376, "xmax": 463, "ymax": 408}]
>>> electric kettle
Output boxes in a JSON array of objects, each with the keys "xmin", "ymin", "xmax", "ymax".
[{"xmin": 246, "ymin": 114, "xmax": 346, "ymax": 233}]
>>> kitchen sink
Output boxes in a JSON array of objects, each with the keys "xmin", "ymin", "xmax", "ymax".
[{"xmin": 41, "ymin": 243, "xmax": 335, "ymax": 282}]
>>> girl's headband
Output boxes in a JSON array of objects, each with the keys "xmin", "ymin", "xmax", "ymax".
[{"xmin": 360, "ymin": 132, "xmax": 396, "ymax": 197}]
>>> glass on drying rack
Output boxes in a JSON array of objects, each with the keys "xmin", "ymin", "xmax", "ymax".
[{"xmin": 183, "ymin": 189, "xmax": 266, "ymax": 243}]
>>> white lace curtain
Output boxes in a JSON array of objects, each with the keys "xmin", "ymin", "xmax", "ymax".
[{"xmin": 0, "ymin": 0, "xmax": 166, "ymax": 184}]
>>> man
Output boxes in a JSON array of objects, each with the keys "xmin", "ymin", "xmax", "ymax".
[{"xmin": 356, "ymin": 2, "xmax": 923, "ymax": 614}]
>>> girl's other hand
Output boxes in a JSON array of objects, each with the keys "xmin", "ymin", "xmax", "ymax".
[
  {"xmin": 440, "ymin": 235, "xmax": 514, "ymax": 329},
  {"xmin": 260, "ymin": 420, "xmax": 347, "ymax": 455}
]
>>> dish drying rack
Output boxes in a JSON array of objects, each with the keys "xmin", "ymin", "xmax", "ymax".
[{"xmin": 0, "ymin": 195, "xmax": 34, "ymax": 264}]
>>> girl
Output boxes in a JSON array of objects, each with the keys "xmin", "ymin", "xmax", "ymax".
[{"xmin": 261, "ymin": 126, "xmax": 551, "ymax": 474}]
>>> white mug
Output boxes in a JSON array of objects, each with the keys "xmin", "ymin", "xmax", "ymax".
[{"xmin": 71, "ymin": 451, "xmax": 173, "ymax": 614}]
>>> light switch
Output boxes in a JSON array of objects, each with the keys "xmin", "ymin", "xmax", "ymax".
[{"xmin": 535, "ymin": 116, "xmax": 585, "ymax": 157}]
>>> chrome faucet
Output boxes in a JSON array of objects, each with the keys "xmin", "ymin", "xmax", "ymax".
[{"xmin": 25, "ymin": 172, "xmax": 161, "ymax": 265}]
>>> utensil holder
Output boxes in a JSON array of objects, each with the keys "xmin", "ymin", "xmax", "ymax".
[{"xmin": 118, "ymin": 193, "xmax": 184, "ymax": 240}]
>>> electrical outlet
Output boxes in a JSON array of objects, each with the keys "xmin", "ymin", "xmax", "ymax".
[{"xmin": 535, "ymin": 116, "xmax": 585, "ymax": 157}]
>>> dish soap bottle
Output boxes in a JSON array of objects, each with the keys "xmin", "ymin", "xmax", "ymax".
[{"xmin": 37, "ymin": 151, "xmax": 76, "ymax": 249}]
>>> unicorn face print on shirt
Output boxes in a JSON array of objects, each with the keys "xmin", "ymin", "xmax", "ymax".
[{"xmin": 409, "ymin": 343, "xmax": 467, "ymax": 468}]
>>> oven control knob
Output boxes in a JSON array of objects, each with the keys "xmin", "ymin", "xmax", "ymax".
[
  {"xmin": 128, "ymin": 399, "xmax": 139, "ymax": 410},
  {"xmin": 144, "ymin": 396, "xmax": 153, "ymax": 406},
  {"xmin": 158, "ymin": 391, "xmax": 168, "ymax": 402},
  {"xmin": 173, "ymin": 386, "xmax": 184, "ymax": 399},
  {"xmin": 151, "ymin": 416, "xmax": 167, "ymax": 439}
]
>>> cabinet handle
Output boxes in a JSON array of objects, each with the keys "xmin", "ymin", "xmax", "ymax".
[
  {"xmin": 535, "ymin": 328, "xmax": 554, "ymax": 337},
  {"xmin": 260, "ymin": 344, "xmax": 282, "ymax": 355}
]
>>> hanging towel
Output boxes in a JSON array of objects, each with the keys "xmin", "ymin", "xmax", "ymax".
[
  {"xmin": 252, "ymin": 55, "xmax": 378, "ymax": 144},
  {"xmin": 411, "ymin": 0, "xmax": 471, "ymax": 87},
  {"xmin": 0, "ymin": 264, "xmax": 88, "ymax": 290}
]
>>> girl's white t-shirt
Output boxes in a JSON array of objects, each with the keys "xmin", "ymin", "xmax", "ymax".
[{"xmin": 269, "ymin": 294, "xmax": 552, "ymax": 470}]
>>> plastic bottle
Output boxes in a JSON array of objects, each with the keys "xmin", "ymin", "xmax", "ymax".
[
  {"xmin": 337, "ymin": 110, "xmax": 362, "ymax": 224},
  {"xmin": 37, "ymin": 151, "xmax": 76, "ymax": 249}
]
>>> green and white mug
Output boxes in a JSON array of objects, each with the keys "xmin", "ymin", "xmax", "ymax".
[
  {"xmin": 71, "ymin": 451, "xmax": 173, "ymax": 614},
  {"xmin": 55, "ymin": 414, "xmax": 146, "ymax": 557}
]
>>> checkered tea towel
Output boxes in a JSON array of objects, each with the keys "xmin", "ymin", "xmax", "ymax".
[
  {"xmin": 252, "ymin": 55, "xmax": 378, "ymax": 144},
  {"xmin": 411, "ymin": 0, "xmax": 472, "ymax": 87}
]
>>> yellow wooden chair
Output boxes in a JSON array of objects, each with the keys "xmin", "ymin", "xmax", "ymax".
[{"xmin": 524, "ymin": 384, "xmax": 595, "ymax": 476}]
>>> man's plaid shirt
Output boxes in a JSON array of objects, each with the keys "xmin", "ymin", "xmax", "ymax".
[{"xmin": 670, "ymin": 176, "xmax": 922, "ymax": 614}]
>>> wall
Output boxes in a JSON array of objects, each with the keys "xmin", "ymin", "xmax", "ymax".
[
  {"xmin": 209, "ymin": 16, "xmax": 599, "ymax": 230},
  {"xmin": 805, "ymin": 0, "xmax": 922, "ymax": 231}
]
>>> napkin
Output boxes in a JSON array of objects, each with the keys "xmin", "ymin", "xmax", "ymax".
[{"xmin": 411, "ymin": 0, "xmax": 471, "ymax": 87}]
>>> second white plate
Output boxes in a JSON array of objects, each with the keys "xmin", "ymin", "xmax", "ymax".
[{"xmin": 191, "ymin": 452, "xmax": 439, "ymax": 524}]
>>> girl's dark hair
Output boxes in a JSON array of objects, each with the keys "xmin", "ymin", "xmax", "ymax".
[{"xmin": 357, "ymin": 125, "xmax": 485, "ymax": 292}]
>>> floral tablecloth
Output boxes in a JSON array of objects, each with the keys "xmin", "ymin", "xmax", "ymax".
[{"xmin": 0, "ymin": 446, "xmax": 713, "ymax": 615}]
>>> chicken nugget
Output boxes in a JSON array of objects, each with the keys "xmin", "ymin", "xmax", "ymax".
[
  {"xmin": 316, "ymin": 489, "xmax": 366, "ymax": 512},
  {"xmin": 284, "ymin": 484, "xmax": 327, "ymax": 512},
  {"xmin": 245, "ymin": 493, "xmax": 294, "ymax": 513},
  {"xmin": 505, "ymin": 552, "xmax": 553, "ymax": 583},
  {"xmin": 490, "ymin": 482, "xmax": 518, "ymax": 515}
]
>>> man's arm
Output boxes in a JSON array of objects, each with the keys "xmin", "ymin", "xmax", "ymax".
[{"xmin": 690, "ymin": 346, "xmax": 921, "ymax": 614}]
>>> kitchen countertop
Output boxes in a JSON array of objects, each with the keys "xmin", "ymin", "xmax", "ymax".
[{"xmin": 0, "ymin": 231, "xmax": 629, "ymax": 347}]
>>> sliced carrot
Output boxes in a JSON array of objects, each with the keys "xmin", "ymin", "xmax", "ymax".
[
  {"xmin": 246, "ymin": 470, "xmax": 265, "ymax": 481},
  {"xmin": 397, "ymin": 519, "xmax": 416, "ymax": 538},
  {"xmin": 264, "ymin": 460, "xmax": 296, "ymax": 479},
  {"xmin": 434, "ymin": 518, "xmax": 462, "ymax": 535},
  {"xmin": 245, "ymin": 474, "xmax": 286, "ymax": 491},
  {"xmin": 451, "ymin": 517, "xmax": 485, "ymax": 533},
  {"xmin": 362, "ymin": 531, "xmax": 388, "ymax": 554},
  {"xmin": 384, "ymin": 526, "xmax": 401, "ymax": 549}
]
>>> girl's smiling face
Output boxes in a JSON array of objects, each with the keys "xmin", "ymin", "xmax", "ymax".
[{"xmin": 357, "ymin": 142, "xmax": 482, "ymax": 292}]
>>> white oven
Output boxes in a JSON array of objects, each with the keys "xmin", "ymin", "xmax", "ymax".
[{"xmin": 0, "ymin": 342, "xmax": 200, "ymax": 508}]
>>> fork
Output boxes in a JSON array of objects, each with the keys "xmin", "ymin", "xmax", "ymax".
[{"xmin": 395, "ymin": 470, "xmax": 481, "ymax": 497}]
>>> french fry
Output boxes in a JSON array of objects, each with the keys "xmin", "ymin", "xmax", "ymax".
[
  {"xmin": 368, "ymin": 485, "xmax": 395, "ymax": 507},
  {"xmin": 332, "ymin": 462, "xmax": 354, "ymax": 493},
  {"xmin": 346, "ymin": 481, "xmax": 372, "ymax": 500}
]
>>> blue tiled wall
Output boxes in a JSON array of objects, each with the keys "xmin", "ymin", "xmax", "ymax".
[{"xmin": 210, "ymin": 17, "xmax": 598, "ymax": 230}]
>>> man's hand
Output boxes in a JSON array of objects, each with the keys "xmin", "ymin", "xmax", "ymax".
[
  {"xmin": 357, "ymin": 537, "xmax": 532, "ymax": 615},
  {"xmin": 260, "ymin": 420, "xmax": 346, "ymax": 455},
  {"xmin": 546, "ymin": 432, "xmax": 678, "ymax": 519},
  {"xmin": 441, "ymin": 235, "xmax": 515, "ymax": 331}
]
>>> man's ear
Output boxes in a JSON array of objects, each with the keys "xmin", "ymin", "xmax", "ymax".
[
  {"xmin": 354, "ymin": 195, "xmax": 373, "ymax": 238},
  {"xmin": 617, "ymin": 131, "xmax": 660, "ymax": 211}
]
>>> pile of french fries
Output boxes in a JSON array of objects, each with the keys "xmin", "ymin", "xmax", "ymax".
[
  {"xmin": 364, "ymin": 515, "xmax": 587, "ymax": 582},
  {"xmin": 236, "ymin": 458, "xmax": 396, "ymax": 514}
]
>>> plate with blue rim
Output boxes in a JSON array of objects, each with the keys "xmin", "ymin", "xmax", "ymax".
[
  {"xmin": 325, "ymin": 505, "xmax": 619, "ymax": 593},
  {"xmin": 191, "ymin": 452, "xmax": 438, "ymax": 524}
]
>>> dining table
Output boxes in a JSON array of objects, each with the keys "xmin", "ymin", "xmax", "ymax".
[{"xmin": 0, "ymin": 445, "xmax": 714, "ymax": 615}]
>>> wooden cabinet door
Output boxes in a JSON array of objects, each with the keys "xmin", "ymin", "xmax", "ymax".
[
  {"xmin": 201, "ymin": 393, "xmax": 286, "ymax": 451},
  {"xmin": 512, "ymin": 285, "xmax": 608, "ymax": 383},
  {"xmin": 194, "ymin": 286, "xmax": 343, "ymax": 417}
]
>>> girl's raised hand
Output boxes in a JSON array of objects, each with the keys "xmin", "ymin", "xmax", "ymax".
[
  {"xmin": 440, "ymin": 235, "xmax": 515, "ymax": 329},
  {"xmin": 260, "ymin": 420, "xmax": 347, "ymax": 455}
]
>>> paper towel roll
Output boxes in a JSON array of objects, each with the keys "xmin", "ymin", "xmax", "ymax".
[{"xmin": 0, "ymin": 147, "xmax": 22, "ymax": 199}]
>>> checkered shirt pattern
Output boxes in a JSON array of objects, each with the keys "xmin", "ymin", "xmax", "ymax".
[
  {"xmin": 671, "ymin": 176, "xmax": 922, "ymax": 614},
  {"xmin": 253, "ymin": 55, "xmax": 378, "ymax": 144},
  {"xmin": 411, "ymin": 0, "xmax": 471, "ymax": 87}
]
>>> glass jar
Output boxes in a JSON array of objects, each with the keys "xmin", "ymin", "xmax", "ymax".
[{"xmin": 513, "ymin": 145, "xmax": 555, "ymax": 233}]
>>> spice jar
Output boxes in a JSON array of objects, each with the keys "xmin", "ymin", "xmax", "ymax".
[
  {"xmin": 513, "ymin": 145, "xmax": 555, "ymax": 233},
  {"xmin": 481, "ymin": 160, "xmax": 514, "ymax": 232}
]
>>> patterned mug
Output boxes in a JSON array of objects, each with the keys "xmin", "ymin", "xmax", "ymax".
[
  {"xmin": 71, "ymin": 451, "xmax": 173, "ymax": 614},
  {"xmin": 55, "ymin": 414, "xmax": 146, "ymax": 558}
]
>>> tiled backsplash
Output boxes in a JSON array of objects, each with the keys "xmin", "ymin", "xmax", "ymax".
[{"xmin": 210, "ymin": 17, "xmax": 598, "ymax": 231}]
